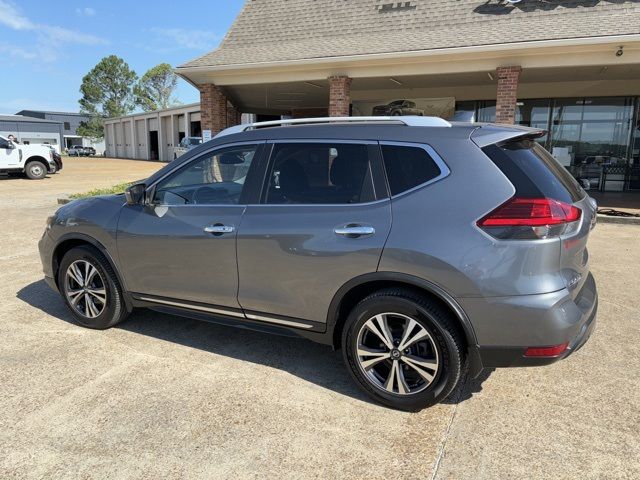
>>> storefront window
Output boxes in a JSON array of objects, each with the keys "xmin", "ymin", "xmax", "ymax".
[
  {"xmin": 476, "ymin": 101, "xmax": 496, "ymax": 123},
  {"xmin": 452, "ymin": 101, "xmax": 475, "ymax": 122},
  {"xmin": 515, "ymin": 99, "xmax": 551, "ymax": 144},
  {"xmin": 549, "ymin": 97, "xmax": 634, "ymax": 190},
  {"xmin": 629, "ymin": 100, "xmax": 640, "ymax": 190}
]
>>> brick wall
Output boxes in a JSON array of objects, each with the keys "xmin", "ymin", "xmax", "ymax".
[
  {"xmin": 495, "ymin": 66, "xmax": 522, "ymax": 125},
  {"xmin": 328, "ymin": 76, "xmax": 352, "ymax": 117},
  {"xmin": 199, "ymin": 84, "xmax": 240, "ymax": 134}
]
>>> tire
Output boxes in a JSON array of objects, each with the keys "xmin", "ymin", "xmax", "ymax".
[
  {"xmin": 391, "ymin": 111, "xmax": 402, "ymax": 116},
  {"xmin": 49, "ymin": 164, "xmax": 57, "ymax": 174},
  {"xmin": 25, "ymin": 161, "xmax": 47, "ymax": 180},
  {"xmin": 57, "ymin": 245, "xmax": 129, "ymax": 329},
  {"xmin": 342, "ymin": 288, "xmax": 464, "ymax": 411}
]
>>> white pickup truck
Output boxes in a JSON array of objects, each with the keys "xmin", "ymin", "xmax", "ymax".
[{"xmin": 0, "ymin": 136, "xmax": 57, "ymax": 179}]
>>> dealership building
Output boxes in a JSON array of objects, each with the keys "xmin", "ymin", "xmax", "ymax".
[{"xmin": 107, "ymin": 0, "xmax": 640, "ymax": 191}]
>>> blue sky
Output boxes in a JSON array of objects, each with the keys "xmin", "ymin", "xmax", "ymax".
[{"xmin": 0, "ymin": 0, "xmax": 245, "ymax": 114}]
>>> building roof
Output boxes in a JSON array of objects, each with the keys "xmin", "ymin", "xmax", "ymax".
[
  {"xmin": 0, "ymin": 114, "xmax": 63, "ymax": 124},
  {"xmin": 16, "ymin": 110, "xmax": 87, "ymax": 117},
  {"xmin": 180, "ymin": 0, "xmax": 640, "ymax": 69}
]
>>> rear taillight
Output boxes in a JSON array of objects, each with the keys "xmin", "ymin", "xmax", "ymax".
[
  {"xmin": 478, "ymin": 197, "xmax": 582, "ymax": 240},
  {"xmin": 524, "ymin": 342, "xmax": 569, "ymax": 358}
]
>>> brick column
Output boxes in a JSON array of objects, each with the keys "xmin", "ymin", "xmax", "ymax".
[
  {"xmin": 328, "ymin": 76, "xmax": 352, "ymax": 117},
  {"xmin": 227, "ymin": 104, "xmax": 241, "ymax": 128},
  {"xmin": 495, "ymin": 66, "xmax": 522, "ymax": 125},
  {"xmin": 199, "ymin": 83, "xmax": 229, "ymax": 134}
]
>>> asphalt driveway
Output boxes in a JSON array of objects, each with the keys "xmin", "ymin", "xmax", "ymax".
[{"xmin": 1, "ymin": 157, "xmax": 639, "ymax": 479}]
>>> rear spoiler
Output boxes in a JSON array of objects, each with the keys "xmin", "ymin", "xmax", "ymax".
[{"xmin": 470, "ymin": 124, "xmax": 546, "ymax": 148}]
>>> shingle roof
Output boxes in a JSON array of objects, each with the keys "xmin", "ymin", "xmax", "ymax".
[{"xmin": 180, "ymin": 0, "xmax": 640, "ymax": 68}]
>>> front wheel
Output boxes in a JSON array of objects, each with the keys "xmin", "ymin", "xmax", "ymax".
[
  {"xmin": 58, "ymin": 246, "xmax": 129, "ymax": 329},
  {"xmin": 25, "ymin": 161, "xmax": 47, "ymax": 179},
  {"xmin": 342, "ymin": 289, "xmax": 464, "ymax": 411}
]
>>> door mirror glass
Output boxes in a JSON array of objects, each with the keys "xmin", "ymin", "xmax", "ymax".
[{"xmin": 125, "ymin": 183, "xmax": 146, "ymax": 205}]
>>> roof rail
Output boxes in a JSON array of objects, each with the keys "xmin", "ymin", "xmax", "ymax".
[{"xmin": 214, "ymin": 115, "xmax": 451, "ymax": 138}]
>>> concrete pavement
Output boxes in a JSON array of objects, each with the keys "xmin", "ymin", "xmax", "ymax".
[{"xmin": 1, "ymin": 157, "xmax": 638, "ymax": 479}]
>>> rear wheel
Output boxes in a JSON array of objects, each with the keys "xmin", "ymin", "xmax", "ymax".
[
  {"xmin": 342, "ymin": 289, "xmax": 464, "ymax": 411},
  {"xmin": 25, "ymin": 161, "xmax": 47, "ymax": 179},
  {"xmin": 58, "ymin": 246, "xmax": 129, "ymax": 329}
]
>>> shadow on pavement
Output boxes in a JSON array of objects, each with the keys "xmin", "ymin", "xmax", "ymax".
[{"xmin": 18, "ymin": 279, "xmax": 493, "ymax": 408}]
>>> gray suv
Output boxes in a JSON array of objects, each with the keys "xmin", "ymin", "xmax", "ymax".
[{"xmin": 38, "ymin": 116, "xmax": 598, "ymax": 411}]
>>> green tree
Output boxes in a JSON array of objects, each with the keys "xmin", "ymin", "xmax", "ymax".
[
  {"xmin": 77, "ymin": 55, "xmax": 138, "ymax": 139},
  {"xmin": 134, "ymin": 63, "xmax": 179, "ymax": 112}
]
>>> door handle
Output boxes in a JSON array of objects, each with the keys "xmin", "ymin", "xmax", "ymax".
[
  {"xmin": 334, "ymin": 225, "xmax": 375, "ymax": 238},
  {"xmin": 204, "ymin": 224, "xmax": 235, "ymax": 235}
]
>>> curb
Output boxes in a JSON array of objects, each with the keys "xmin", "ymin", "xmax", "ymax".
[{"xmin": 597, "ymin": 214, "xmax": 640, "ymax": 225}]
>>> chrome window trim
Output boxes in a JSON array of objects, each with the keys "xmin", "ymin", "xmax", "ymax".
[
  {"xmin": 379, "ymin": 141, "xmax": 451, "ymax": 199},
  {"xmin": 265, "ymin": 139, "xmax": 377, "ymax": 145}
]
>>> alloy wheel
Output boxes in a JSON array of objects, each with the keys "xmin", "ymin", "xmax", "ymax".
[
  {"xmin": 356, "ymin": 312, "xmax": 439, "ymax": 395},
  {"xmin": 30, "ymin": 164, "xmax": 43, "ymax": 176},
  {"xmin": 64, "ymin": 260, "xmax": 107, "ymax": 318}
]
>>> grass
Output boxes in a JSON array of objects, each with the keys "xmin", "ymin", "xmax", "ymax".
[{"xmin": 69, "ymin": 181, "xmax": 132, "ymax": 199}]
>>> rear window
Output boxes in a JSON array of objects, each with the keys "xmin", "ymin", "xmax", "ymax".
[
  {"xmin": 381, "ymin": 144, "xmax": 442, "ymax": 195},
  {"xmin": 483, "ymin": 139, "xmax": 584, "ymax": 203}
]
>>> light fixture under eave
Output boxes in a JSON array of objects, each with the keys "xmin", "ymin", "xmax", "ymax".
[
  {"xmin": 304, "ymin": 82, "xmax": 323, "ymax": 89},
  {"xmin": 487, "ymin": 72, "xmax": 494, "ymax": 81},
  {"xmin": 389, "ymin": 77, "xmax": 402, "ymax": 85}
]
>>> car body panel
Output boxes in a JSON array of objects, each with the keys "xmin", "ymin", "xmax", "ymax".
[
  {"xmin": 116, "ymin": 203, "xmax": 245, "ymax": 309},
  {"xmin": 237, "ymin": 200, "xmax": 392, "ymax": 323}
]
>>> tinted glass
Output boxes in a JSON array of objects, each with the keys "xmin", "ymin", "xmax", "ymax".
[
  {"xmin": 483, "ymin": 139, "xmax": 584, "ymax": 203},
  {"xmin": 265, "ymin": 143, "xmax": 375, "ymax": 204},
  {"xmin": 154, "ymin": 144, "xmax": 257, "ymax": 205},
  {"xmin": 381, "ymin": 144, "xmax": 442, "ymax": 195}
]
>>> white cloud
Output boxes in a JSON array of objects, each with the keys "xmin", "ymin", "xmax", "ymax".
[
  {"xmin": 0, "ymin": 42, "xmax": 37, "ymax": 60},
  {"xmin": 76, "ymin": 7, "xmax": 96, "ymax": 17},
  {"xmin": 149, "ymin": 27, "xmax": 220, "ymax": 51},
  {"xmin": 0, "ymin": 1, "xmax": 106, "ymax": 61}
]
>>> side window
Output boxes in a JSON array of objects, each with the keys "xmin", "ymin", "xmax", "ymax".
[
  {"xmin": 154, "ymin": 144, "xmax": 257, "ymax": 205},
  {"xmin": 264, "ymin": 143, "xmax": 376, "ymax": 205},
  {"xmin": 381, "ymin": 144, "xmax": 443, "ymax": 195}
]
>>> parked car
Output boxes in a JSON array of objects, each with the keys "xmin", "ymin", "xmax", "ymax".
[
  {"xmin": 46, "ymin": 146, "xmax": 63, "ymax": 173},
  {"xmin": 0, "ymin": 135, "xmax": 57, "ymax": 179},
  {"xmin": 38, "ymin": 116, "xmax": 598, "ymax": 411},
  {"xmin": 173, "ymin": 136, "xmax": 202, "ymax": 160},
  {"xmin": 373, "ymin": 100, "xmax": 425, "ymax": 116},
  {"xmin": 84, "ymin": 146, "xmax": 96, "ymax": 156},
  {"xmin": 68, "ymin": 145, "xmax": 87, "ymax": 156}
]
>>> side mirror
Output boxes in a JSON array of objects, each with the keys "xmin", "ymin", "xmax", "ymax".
[{"xmin": 125, "ymin": 183, "xmax": 146, "ymax": 205}]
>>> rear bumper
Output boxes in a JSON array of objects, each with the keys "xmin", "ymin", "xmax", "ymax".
[
  {"xmin": 461, "ymin": 272, "xmax": 598, "ymax": 370},
  {"xmin": 477, "ymin": 295, "xmax": 597, "ymax": 368}
]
